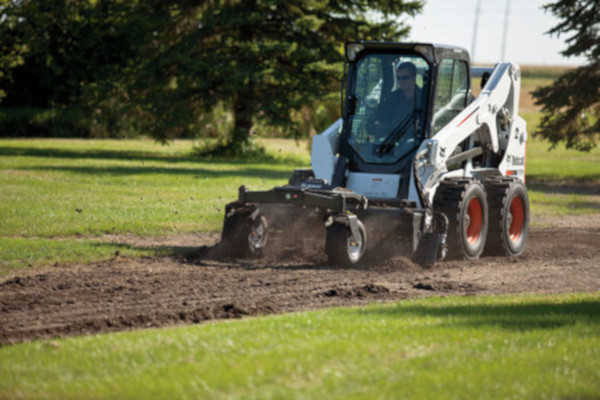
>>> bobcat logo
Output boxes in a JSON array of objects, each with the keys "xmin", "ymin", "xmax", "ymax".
[{"xmin": 506, "ymin": 154, "xmax": 525, "ymax": 166}]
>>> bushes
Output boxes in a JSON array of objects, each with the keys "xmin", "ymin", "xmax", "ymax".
[
  {"xmin": 0, "ymin": 94, "xmax": 341, "ymax": 141},
  {"xmin": 0, "ymin": 108, "xmax": 86, "ymax": 138},
  {"xmin": 0, "ymin": 106, "xmax": 141, "ymax": 139}
]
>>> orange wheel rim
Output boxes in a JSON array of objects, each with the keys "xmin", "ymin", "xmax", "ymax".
[
  {"xmin": 509, "ymin": 196, "xmax": 524, "ymax": 242},
  {"xmin": 466, "ymin": 198, "xmax": 483, "ymax": 244}
]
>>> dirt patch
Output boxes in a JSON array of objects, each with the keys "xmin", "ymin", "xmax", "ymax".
[{"xmin": 1, "ymin": 219, "xmax": 599, "ymax": 346}]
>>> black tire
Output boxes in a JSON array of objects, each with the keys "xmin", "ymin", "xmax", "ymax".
[
  {"xmin": 221, "ymin": 212, "xmax": 268, "ymax": 258},
  {"xmin": 325, "ymin": 220, "xmax": 367, "ymax": 267},
  {"xmin": 433, "ymin": 179, "xmax": 489, "ymax": 260},
  {"xmin": 485, "ymin": 179, "xmax": 529, "ymax": 256}
]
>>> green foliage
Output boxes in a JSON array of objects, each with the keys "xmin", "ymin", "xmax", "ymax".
[
  {"xmin": 0, "ymin": 107, "xmax": 87, "ymax": 137},
  {"xmin": 1, "ymin": 293, "xmax": 599, "ymax": 399},
  {"xmin": 0, "ymin": 0, "xmax": 143, "ymax": 107},
  {"xmin": 0, "ymin": 0, "xmax": 423, "ymax": 150},
  {"xmin": 533, "ymin": 64, "xmax": 599, "ymax": 151},
  {"xmin": 0, "ymin": 0, "xmax": 170, "ymax": 138},
  {"xmin": 533, "ymin": 0, "xmax": 600, "ymax": 151},
  {"xmin": 0, "ymin": 105, "xmax": 143, "ymax": 138}
]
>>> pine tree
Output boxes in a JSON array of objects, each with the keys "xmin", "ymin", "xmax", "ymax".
[
  {"xmin": 136, "ymin": 0, "xmax": 423, "ymax": 153},
  {"xmin": 533, "ymin": 0, "xmax": 600, "ymax": 151}
]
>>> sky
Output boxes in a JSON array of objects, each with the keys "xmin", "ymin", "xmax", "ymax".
[{"xmin": 406, "ymin": 0, "xmax": 587, "ymax": 66}]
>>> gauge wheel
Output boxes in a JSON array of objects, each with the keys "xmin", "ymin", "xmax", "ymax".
[
  {"xmin": 221, "ymin": 212, "xmax": 268, "ymax": 258},
  {"xmin": 325, "ymin": 220, "xmax": 367, "ymax": 267}
]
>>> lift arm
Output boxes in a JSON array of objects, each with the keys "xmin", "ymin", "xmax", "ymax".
[{"xmin": 414, "ymin": 62, "xmax": 526, "ymax": 204}]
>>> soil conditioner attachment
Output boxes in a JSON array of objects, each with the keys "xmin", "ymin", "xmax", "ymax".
[{"xmin": 221, "ymin": 42, "xmax": 530, "ymax": 266}]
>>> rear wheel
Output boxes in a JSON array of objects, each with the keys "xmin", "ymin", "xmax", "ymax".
[
  {"xmin": 486, "ymin": 179, "xmax": 529, "ymax": 256},
  {"xmin": 434, "ymin": 179, "xmax": 489, "ymax": 260},
  {"xmin": 221, "ymin": 212, "xmax": 268, "ymax": 258},
  {"xmin": 325, "ymin": 220, "xmax": 367, "ymax": 267}
]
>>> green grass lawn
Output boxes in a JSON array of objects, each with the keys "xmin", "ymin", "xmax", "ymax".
[
  {"xmin": 527, "ymin": 139, "xmax": 600, "ymax": 181},
  {"xmin": 0, "ymin": 138, "xmax": 309, "ymax": 273},
  {"xmin": 526, "ymin": 134, "xmax": 600, "ymax": 217},
  {"xmin": 1, "ymin": 293, "xmax": 598, "ymax": 399},
  {"xmin": 0, "ymin": 138, "xmax": 309, "ymax": 238}
]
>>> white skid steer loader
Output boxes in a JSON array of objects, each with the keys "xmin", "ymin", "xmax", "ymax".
[{"xmin": 221, "ymin": 42, "xmax": 530, "ymax": 266}]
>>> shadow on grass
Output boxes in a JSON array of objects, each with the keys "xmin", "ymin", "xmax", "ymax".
[
  {"xmin": 87, "ymin": 241, "xmax": 204, "ymax": 263},
  {"xmin": 533, "ymin": 199, "xmax": 600, "ymax": 211},
  {"xmin": 361, "ymin": 299, "xmax": 600, "ymax": 331},
  {"xmin": 527, "ymin": 176, "xmax": 600, "ymax": 196},
  {"xmin": 0, "ymin": 145, "xmax": 306, "ymax": 166},
  {"xmin": 0, "ymin": 145, "xmax": 194, "ymax": 163},
  {"xmin": 0, "ymin": 240, "xmax": 206, "ymax": 276},
  {"xmin": 563, "ymin": 201, "xmax": 600, "ymax": 210},
  {"xmin": 22, "ymin": 164, "xmax": 291, "ymax": 180},
  {"xmin": 0, "ymin": 241, "xmax": 168, "ymax": 276}
]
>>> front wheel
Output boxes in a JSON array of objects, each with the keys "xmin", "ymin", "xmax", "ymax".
[
  {"xmin": 434, "ymin": 179, "xmax": 489, "ymax": 260},
  {"xmin": 325, "ymin": 220, "xmax": 367, "ymax": 267}
]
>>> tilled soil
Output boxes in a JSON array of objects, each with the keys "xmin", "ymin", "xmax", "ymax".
[{"xmin": 1, "ymin": 218, "xmax": 599, "ymax": 345}]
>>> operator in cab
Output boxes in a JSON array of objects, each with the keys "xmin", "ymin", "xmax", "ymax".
[{"xmin": 367, "ymin": 62, "xmax": 419, "ymax": 143}]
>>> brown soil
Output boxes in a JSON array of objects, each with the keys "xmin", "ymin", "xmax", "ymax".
[{"xmin": 1, "ymin": 217, "xmax": 599, "ymax": 346}]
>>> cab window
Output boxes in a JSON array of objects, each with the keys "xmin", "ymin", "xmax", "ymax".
[
  {"xmin": 346, "ymin": 53, "xmax": 430, "ymax": 165},
  {"xmin": 432, "ymin": 59, "xmax": 468, "ymax": 134}
]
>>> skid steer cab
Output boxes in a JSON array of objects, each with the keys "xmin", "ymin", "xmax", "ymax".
[{"xmin": 220, "ymin": 42, "xmax": 530, "ymax": 267}]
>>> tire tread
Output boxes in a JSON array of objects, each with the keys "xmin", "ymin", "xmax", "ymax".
[{"xmin": 433, "ymin": 178, "xmax": 488, "ymax": 260}]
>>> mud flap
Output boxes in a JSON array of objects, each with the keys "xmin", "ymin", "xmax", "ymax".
[{"xmin": 415, "ymin": 233, "xmax": 442, "ymax": 265}]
